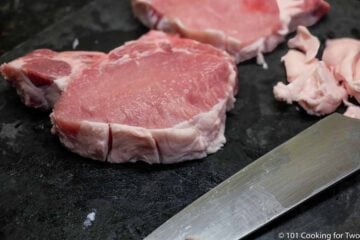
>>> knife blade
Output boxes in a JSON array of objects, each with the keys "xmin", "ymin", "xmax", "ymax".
[{"xmin": 145, "ymin": 113, "xmax": 360, "ymax": 240}]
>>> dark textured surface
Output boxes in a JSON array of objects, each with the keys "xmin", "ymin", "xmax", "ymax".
[
  {"xmin": 0, "ymin": 0, "xmax": 93, "ymax": 56},
  {"xmin": 0, "ymin": 0, "xmax": 359, "ymax": 239}
]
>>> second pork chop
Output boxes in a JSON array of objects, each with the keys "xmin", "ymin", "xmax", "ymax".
[{"xmin": 132, "ymin": 0, "xmax": 330, "ymax": 64}]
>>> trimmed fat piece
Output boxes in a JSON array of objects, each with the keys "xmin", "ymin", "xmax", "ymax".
[
  {"xmin": 51, "ymin": 31, "xmax": 237, "ymax": 164},
  {"xmin": 274, "ymin": 61, "xmax": 347, "ymax": 115},
  {"xmin": 273, "ymin": 26, "xmax": 347, "ymax": 116},
  {"xmin": 281, "ymin": 26, "xmax": 320, "ymax": 82},
  {"xmin": 131, "ymin": 0, "xmax": 330, "ymax": 63},
  {"xmin": 0, "ymin": 49, "xmax": 106, "ymax": 109},
  {"xmin": 344, "ymin": 105, "xmax": 360, "ymax": 120},
  {"xmin": 322, "ymin": 38, "xmax": 360, "ymax": 103},
  {"xmin": 287, "ymin": 26, "xmax": 320, "ymax": 62},
  {"xmin": 281, "ymin": 50, "xmax": 318, "ymax": 82}
]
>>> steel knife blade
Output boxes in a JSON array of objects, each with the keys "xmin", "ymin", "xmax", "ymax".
[{"xmin": 145, "ymin": 113, "xmax": 360, "ymax": 240}]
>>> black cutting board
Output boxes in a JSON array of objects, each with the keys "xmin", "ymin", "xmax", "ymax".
[{"xmin": 0, "ymin": 0, "xmax": 359, "ymax": 239}]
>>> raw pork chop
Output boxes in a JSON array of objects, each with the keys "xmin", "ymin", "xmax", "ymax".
[
  {"xmin": 0, "ymin": 49, "xmax": 106, "ymax": 109},
  {"xmin": 273, "ymin": 27, "xmax": 347, "ymax": 116},
  {"xmin": 131, "ymin": 0, "xmax": 330, "ymax": 63},
  {"xmin": 322, "ymin": 38, "xmax": 360, "ymax": 103},
  {"xmin": 51, "ymin": 31, "xmax": 237, "ymax": 164}
]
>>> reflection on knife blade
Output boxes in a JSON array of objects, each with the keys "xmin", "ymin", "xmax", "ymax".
[{"xmin": 145, "ymin": 113, "xmax": 360, "ymax": 240}]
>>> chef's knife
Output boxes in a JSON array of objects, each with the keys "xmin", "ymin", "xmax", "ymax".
[{"xmin": 145, "ymin": 113, "xmax": 360, "ymax": 240}]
